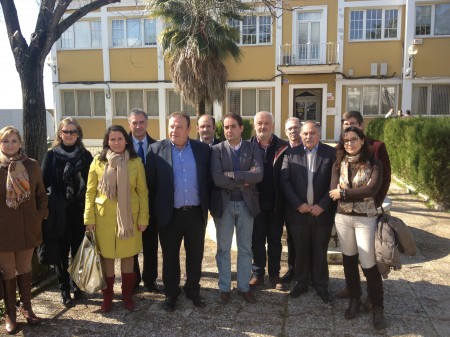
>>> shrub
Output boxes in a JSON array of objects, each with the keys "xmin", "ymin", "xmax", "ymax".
[
  {"xmin": 366, "ymin": 117, "xmax": 450, "ymax": 208},
  {"xmin": 215, "ymin": 118, "xmax": 254, "ymax": 141}
]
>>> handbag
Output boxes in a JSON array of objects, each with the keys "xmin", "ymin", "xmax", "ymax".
[{"xmin": 68, "ymin": 232, "xmax": 106, "ymax": 293}]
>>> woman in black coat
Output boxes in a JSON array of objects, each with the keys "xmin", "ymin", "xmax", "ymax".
[{"xmin": 40, "ymin": 118, "xmax": 93, "ymax": 306}]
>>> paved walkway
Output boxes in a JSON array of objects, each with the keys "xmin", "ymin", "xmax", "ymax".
[{"xmin": 2, "ymin": 182, "xmax": 450, "ymax": 337}]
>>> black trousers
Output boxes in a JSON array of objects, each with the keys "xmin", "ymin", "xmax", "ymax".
[
  {"xmin": 289, "ymin": 214, "xmax": 333, "ymax": 290},
  {"xmin": 133, "ymin": 219, "xmax": 159, "ymax": 285},
  {"xmin": 158, "ymin": 207, "xmax": 205, "ymax": 298},
  {"xmin": 285, "ymin": 220, "xmax": 296, "ymax": 269},
  {"xmin": 251, "ymin": 208, "xmax": 284, "ymax": 277},
  {"xmin": 55, "ymin": 205, "xmax": 85, "ymax": 292}
]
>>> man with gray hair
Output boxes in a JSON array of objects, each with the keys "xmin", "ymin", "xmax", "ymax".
[
  {"xmin": 249, "ymin": 111, "xmax": 289, "ymax": 291},
  {"xmin": 280, "ymin": 121, "xmax": 336, "ymax": 303},
  {"xmin": 127, "ymin": 108, "xmax": 159, "ymax": 292}
]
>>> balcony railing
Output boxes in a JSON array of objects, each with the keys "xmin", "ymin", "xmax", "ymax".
[{"xmin": 279, "ymin": 42, "xmax": 340, "ymax": 66}]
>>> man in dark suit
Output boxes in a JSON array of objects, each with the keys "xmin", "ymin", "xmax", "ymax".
[
  {"xmin": 280, "ymin": 121, "xmax": 336, "ymax": 303},
  {"xmin": 146, "ymin": 111, "xmax": 211, "ymax": 312},
  {"xmin": 197, "ymin": 114, "xmax": 221, "ymax": 146},
  {"xmin": 127, "ymin": 108, "xmax": 159, "ymax": 292},
  {"xmin": 211, "ymin": 112, "xmax": 263, "ymax": 305},
  {"xmin": 335, "ymin": 110, "xmax": 392, "ymax": 300}
]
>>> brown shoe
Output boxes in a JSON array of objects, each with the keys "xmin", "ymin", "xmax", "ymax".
[
  {"xmin": 219, "ymin": 292, "xmax": 231, "ymax": 305},
  {"xmin": 238, "ymin": 290, "xmax": 257, "ymax": 304},
  {"xmin": 249, "ymin": 276, "xmax": 264, "ymax": 289},
  {"xmin": 269, "ymin": 276, "xmax": 285, "ymax": 291},
  {"xmin": 335, "ymin": 286, "xmax": 350, "ymax": 299}
]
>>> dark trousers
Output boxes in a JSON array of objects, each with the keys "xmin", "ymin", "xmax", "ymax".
[
  {"xmin": 285, "ymin": 221, "xmax": 296, "ymax": 269},
  {"xmin": 141, "ymin": 220, "xmax": 159, "ymax": 284},
  {"xmin": 158, "ymin": 207, "xmax": 205, "ymax": 298},
  {"xmin": 290, "ymin": 214, "xmax": 333, "ymax": 290},
  {"xmin": 55, "ymin": 206, "xmax": 85, "ymax": 292},
  {"xmin": 251, "ymin": 209, "xmax": 284, "ymax": 277}
]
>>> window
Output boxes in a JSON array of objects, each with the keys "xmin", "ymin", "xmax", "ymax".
[
  {"xmin": 61, "ymin": 21, "xmax": 102, "ymax": 49},
  {"xmin": 112, "ymin": 18, "xmax": 157, "ymax": 47},
  {"xmin": 114, "ymin": 90, "xmax": 159, "ymax": 117},
  {"xmin": 62, "ymin": 90, "xmax": 105, "ymax": 116},
  {"xmin": 228, "ymin": 88, "xmax": 271, "ymax": 117},
  {"xmin": 412, "ymin": 85, "xmax": 450, "ymax": 115},
  {"xmin": 349, "ymin": 9, "xmax": 399, "ymax": 41},
  {"xmin": 416, "ymin": 4, "xmax": 450, "ymax": 36},
  {"xmin": 346, "ymin": 85, "xmax": 397, "ymax": 115},
  {"xmin": 229, "ymin": 15, "xmax": 272, "ymax": 45},
  {"xmin": 167, "ymin": 90, "xmax": 196, "ymax": 116}
]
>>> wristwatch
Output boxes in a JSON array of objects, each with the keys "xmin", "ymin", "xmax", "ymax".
[{"xmin": 339, "ymin": 189, "xmax": 346, "ymax": 199}]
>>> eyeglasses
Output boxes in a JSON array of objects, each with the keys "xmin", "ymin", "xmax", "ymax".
[
  {"xmin": 343, "ymin": 137, "xmax": 360, "ymax": 145},
  {"xmin": 343, "ymin": 122, "xmax": 359, "ymax": 128},
  {"xmin": 61, "ymin": 130, "xmax": 78, "ymax": 135}
]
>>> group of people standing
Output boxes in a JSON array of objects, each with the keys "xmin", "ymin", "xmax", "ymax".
[{"xmin": 0, "ymin": 108, "xmax": 391, "ymax": 334}]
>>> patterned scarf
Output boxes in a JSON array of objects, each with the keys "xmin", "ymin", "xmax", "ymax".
[
  {"xmin": 98, "ymin": 149, "xmax": 134, "ymax": 239},
  {"xmin": 339, "ymin": 155, "xmax": 378, "ymax": 217},
  {"xmin": 0, "ymin": 148, "xmax": 31, "ymax": 209}
]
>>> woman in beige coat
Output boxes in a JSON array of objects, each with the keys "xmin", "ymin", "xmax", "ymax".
[
  {"xmin": 84, "ymin": 125, "xmax": 149, "ymax": 313},
  {"xmin": 0, "ymin": 126, "xmax": 48, "ymax": 334}
]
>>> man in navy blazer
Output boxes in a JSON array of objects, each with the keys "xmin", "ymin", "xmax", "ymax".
[
  {"xmin": 280, "ymin": 121, "xmax": 336, "ymax": 303},
  {"xmin": 146, "ymin": 112, "xmax": 211, "ymax": 312},
  {"xmin": 127, "ymin": 108, "xmax": 159, "ymax": 292}
]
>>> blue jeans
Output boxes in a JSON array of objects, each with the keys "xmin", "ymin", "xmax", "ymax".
[{"xmin": 214, "ymin": 201, "xmax": 254, "ymax": 293}]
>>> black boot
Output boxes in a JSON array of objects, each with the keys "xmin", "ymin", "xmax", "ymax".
[
  {"xmin": 343, "ymin": 254, "xmax": 361, "ymax": 320},
  {"xmin": 363, "ymin": 265, "xmax": 386, "ymax": 330}
]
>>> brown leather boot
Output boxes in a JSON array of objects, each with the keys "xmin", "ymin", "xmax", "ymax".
[
  {"xmin": 17, "ymin": 272, "xmax": 40, "ymax": 325},
  {"xmin": 101, "ymin": 276, "xmax": 115, "ymax": 313},
  {"xmin": 2, "ymin": 278, "xmax": 17, "ymax": 334},
  {"xmin": 121, "ymin": 273, "xmax": 136, "ymax": 311}
]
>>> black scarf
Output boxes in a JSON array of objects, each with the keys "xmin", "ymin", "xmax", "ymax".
[{"xmin": 53, "ymin": 145, "xmax": 87, "ymax": 204}]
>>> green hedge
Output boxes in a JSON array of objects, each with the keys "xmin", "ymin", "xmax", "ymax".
[
  {"xmin": 215, "ymin": 118, "xmax": 254, "ymax": 141},
  {"xmin": 366, "ymin": 117, "xmax": 450, "ymax": 208}
]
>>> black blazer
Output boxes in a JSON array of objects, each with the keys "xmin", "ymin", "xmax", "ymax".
[
  {"xmin": 280, "ymin": 142, "xmax": 336, "ymax": 225},
  {"xmin": 146, "ymin": 139, "xmax": 211, "ymax": 228}
]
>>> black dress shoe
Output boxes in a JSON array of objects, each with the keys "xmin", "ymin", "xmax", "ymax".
[
  {"xmin": 317, "ymin": 289, "xmax": 333, "ymax": 304},
  {"xmin": 280, "ymin": 269, "xmax": 295, "ymax": 283},
  {"xmin": 61, "ymin": 291, "xmax": 73, "ymax": 307},
  {"xmin": 145, "ymin": 281, "xmax": 161, "ymax": 293},
  {"xmin": 289, "ymin": 284, "xmax": 308, "ymax": 298},
  {"xmin": 162, "ymin": 297, "xmax": 177, "ymax": 312},
  {"xmin": 73, "ymin": 288, "xmax": 84, "ymax": 300},
  {"xmin": 186, "ymin": 295, "xmax": 206, "ymax": 308}
]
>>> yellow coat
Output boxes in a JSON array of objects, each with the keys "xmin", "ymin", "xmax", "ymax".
[{"xmin": 84, "ymin": 155, "xmax": 149, "ymax": 259}]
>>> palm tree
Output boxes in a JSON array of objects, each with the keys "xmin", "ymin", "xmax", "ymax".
[{"xmin": 149, "ymin": 0, "xmax": 247, "ymax": 116}]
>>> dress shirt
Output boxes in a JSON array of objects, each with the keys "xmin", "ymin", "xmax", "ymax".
[
  {"xmin": 304, "ymin": 144, "xmax": 318, "ymax": 205},
  {"xmin": 171, "ymin": 140, "xmax": 200, "ymax": 208}
]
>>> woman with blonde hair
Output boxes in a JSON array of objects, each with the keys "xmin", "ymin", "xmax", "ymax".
[
  {"xmin": 84, "ymin": 125, "xmax": 149, "ymax": 313},
  {"xmin": 40, "ymin": 118, "xmax": 93, "ymax": 306},
  {"xmin": 0, "ymin": 126, "xmax": 48, "ymax": 334}
]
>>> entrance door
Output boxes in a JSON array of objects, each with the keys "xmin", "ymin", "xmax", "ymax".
[{"xmin": 294, "ymin": 89, "xmax": 322, "ymax": 124}]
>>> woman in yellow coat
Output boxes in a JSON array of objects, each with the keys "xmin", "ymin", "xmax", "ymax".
[{"xmin": 84, "ymin": 125, "xmax": 149, "ymax": 313}]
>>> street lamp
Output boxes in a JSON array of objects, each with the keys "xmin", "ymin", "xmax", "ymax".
[{"xmin": 406, "ymin": 45, "xmax": 419, "ymax": 78}]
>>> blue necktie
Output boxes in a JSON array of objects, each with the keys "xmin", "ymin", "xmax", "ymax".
[{"xmin": 138, "ymin": 141, "xmax": 145, "ymax": 164}]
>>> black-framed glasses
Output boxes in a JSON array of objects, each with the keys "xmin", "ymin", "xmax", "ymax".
[
  {"xmin": 343, "ymin": 137, "xmax": 359, "ymax": 145},
  {"xmin": 61, "ymin": 130, "xmax": 78, "ymax": 135}
]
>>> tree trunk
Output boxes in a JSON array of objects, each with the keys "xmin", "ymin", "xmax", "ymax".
[
  {"xmin": 197, "ymin": 97, "xmax": 206, "ymax": 117},
  {"xmin": 19, "ymin": 58, "xmax": 47, "ymax": 164}
]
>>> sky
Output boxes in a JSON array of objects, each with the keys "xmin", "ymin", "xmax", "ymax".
[{"xmin": 0, "ymin": 1, "xmax": 54, "ymax": 109}]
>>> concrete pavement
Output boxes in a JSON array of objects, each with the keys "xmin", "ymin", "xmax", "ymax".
[{"xmin": 2, "ymin": 181, "xmax": 450, "ymax": 337}]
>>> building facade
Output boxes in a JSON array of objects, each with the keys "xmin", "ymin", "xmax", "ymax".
[{"xmin": 49, "ymin": 0, "xmax": 450, "ymax": 144}]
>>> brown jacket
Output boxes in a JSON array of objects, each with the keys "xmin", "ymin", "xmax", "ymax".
[{"xmin": 0, "ymin": 158, "xmax": 48, "ymax": 251}]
